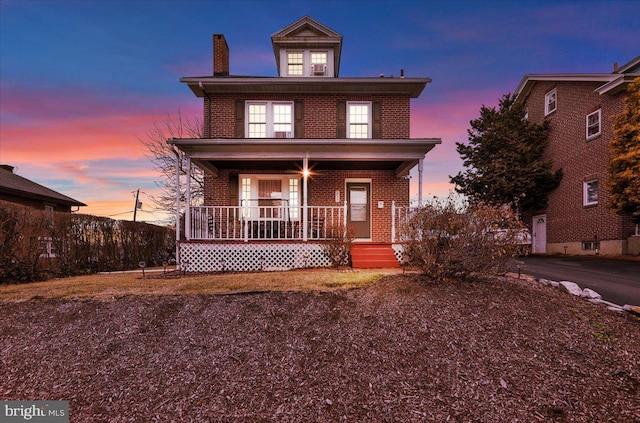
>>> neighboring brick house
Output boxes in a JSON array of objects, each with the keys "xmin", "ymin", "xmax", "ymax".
[
  {"xmin": 169, "ymin": 16, "xmax": 441, "ymax": 271},
  {"xmin": 0, "ymin": 164, "xmax": 86, "ymax": 212},
  {"xmin": 515, "ymin": 56, "xmax": 639, "ymax": 255}
]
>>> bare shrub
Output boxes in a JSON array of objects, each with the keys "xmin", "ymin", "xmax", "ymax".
[
  {"xmin": 401, "ymin": 197, "xmax": 527, "ymax": 281},
  {"xmin": 0, "ymin": 200, "xmax": 175, "ymax": 283},
  {"xmin": 321, "ymin": 223, "xmax": 355, "ymax": 268}
]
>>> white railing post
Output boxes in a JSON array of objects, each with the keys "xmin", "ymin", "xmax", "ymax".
[
  {"xmin": 391, "ymin": 200, "xmax": 396, "ymax": 243},
  {"xmin": 243, "ymin": 200, "xmax": 249, "ymax": 242},
  {"xmin": 185, "ymin": 158, "xmax": 192, "ymax": 240}
]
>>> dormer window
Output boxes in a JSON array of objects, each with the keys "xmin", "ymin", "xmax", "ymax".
[
  {"xmin": 283, "ymin": 50, "xmax": 331, "ymax": 77},
  {"xmin": 311, "ymin": 52, "xmax": 327, "ymax": 75},
  {"xmin": 287, "ymin": 52, "xmax": 304, "ymax": 76}
]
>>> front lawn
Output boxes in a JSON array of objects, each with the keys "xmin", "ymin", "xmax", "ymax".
[{"xmin": 0, "ymin": 269, "xmax": 395, "ymax": 301}]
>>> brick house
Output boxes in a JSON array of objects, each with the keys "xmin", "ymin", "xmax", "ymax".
[
  {"xmin": 169, "ymin": 16, "xmax": 441, "ymax": 271},
  {"xmin": 515, "ymin": 56, "xmax": 639, "ymax": 255},
  {"xmin": 0, "ymin": 164, "xmax": 86, "ymax": 213}
]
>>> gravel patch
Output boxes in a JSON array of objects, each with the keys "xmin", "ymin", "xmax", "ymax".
[{"xmin": 1, "ymin": 275, "xmax": 638, "ymax": 422}]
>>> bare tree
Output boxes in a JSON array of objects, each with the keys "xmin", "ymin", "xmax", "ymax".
[{"xmin": 140, "ymin": 112, "xmax": 204, "ymax": 224}]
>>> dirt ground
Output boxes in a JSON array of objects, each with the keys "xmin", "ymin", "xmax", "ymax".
[{"xmin": 1, "ymin": 274, "xmax": 638, "ymax": 422}]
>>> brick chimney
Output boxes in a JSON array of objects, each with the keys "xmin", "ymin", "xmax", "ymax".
[{"xmin": 213, "ymin": 34, "xmax": 229, "ymax": 76}]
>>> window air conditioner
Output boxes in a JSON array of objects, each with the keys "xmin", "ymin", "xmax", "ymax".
[
  {"xmin": 274, "ymin": 131, "xmax": 290, "ymax": 138},
  {"xmin": 312, "ymin": 63, "xmax": 326, "ymax": 75}
]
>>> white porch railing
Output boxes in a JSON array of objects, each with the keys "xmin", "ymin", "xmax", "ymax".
[
  {"xmin": 189, "ymin": 205, "xmax": 346, "ymax": 241},
  {"xmin": 391, "ymin": 202, "xmax": 419, "ymax": 242}
]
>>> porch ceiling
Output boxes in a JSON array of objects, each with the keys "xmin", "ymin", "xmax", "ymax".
[{"xmin": 168, "ymin": 138, "xmax": 441, "ymax": 176}]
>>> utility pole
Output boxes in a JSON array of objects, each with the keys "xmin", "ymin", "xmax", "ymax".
[{"xmin": 133, "ymin": 189, "xmax": 140, "ymax": 222}]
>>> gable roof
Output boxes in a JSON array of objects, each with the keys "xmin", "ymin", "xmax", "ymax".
[
  {"xmin": 271, "ymin": 16, "xmax": 343, "ymax": 77},
  {"xmin": 0, "ymin": 165, "xmax": 86, "ymax": 207},
  {"xmin": 515, "ymin": 55, "xmax": 640, "ymax": 99}
]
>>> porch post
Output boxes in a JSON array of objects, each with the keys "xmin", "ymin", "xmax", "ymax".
[
  {"xmin": 185, "ymin": 157, "xmax": 192, "ymax": 241},
  {"xmin": 418, "ymin": 158, "xmax": 424, "ymax": 207},
  {"xmin": 303, "ymin": 156, "xmax": 309, "ymax": 242},
  {"xmin": 391, "ymin": 200, "xmax": 396, "ymax": 243},
  {"xmin": 173, "ymin": 148, "xmax": 181, "ymax": 267}
]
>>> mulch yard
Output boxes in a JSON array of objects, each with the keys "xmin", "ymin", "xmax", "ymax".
[{"xmin": 1, "ymin": 274, "xmax": 638, "ymax": 422}]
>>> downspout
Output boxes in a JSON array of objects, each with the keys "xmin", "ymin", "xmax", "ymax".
[{"xmin": 418, "ymin": 158, "xmax": 424, "ymax": 207}]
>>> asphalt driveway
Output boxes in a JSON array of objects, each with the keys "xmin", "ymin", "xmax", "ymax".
[{"xmin": 516, "ymin": 255, "xmax": 640, "ymax": 306}]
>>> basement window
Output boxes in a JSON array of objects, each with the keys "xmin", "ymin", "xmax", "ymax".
[{"xmin": 582, "ymin": 241, "xmax": 600, "ymax": 251}]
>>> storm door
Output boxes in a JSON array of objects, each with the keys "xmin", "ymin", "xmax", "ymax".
[{"xmin": 346, "ymin": 182, "xmax": 371, "ymax": 239}]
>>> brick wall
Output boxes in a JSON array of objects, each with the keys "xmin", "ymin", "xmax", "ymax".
[
  {"xmin": 525, "ymin": 81, "xmax": 635, "ymax": 247},
  {"xmin": 205, "ymin": 94, "xmax": 410, "ymax": 139}
]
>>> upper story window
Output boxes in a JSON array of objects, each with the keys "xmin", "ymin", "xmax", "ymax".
[
  {"xmin": 310, "ymin": 52, "xmax": 327, "ymax": 75},
  {"xmin": 583, "ymin": 179, "xmax": 598, "ymax": 206},
  {"xmin": 246, "ymin": 101, "xmax": 293, "ymax": 138},
  {"xmin": 283, "ymin": 50, "xmax": 330, "ymax": 77},
  {"xmin": 347, "ymin": 102, "xmax": 371, "ymax": 139},
  {"xmin": 545, "ymin": 88, "xmax": 557, "ymax": 116},
  {"xmin": 287, "ymin": 52, "xmax": 304, "ymax": 76},
  {"xmin": 586, "ymin": 109, "xmax": 601, "ymax": 139}
]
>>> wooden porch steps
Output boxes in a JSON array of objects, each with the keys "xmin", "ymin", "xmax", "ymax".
[{"xmin": 351, "ymin": 243, "xmax": 400, "ymax": 268}]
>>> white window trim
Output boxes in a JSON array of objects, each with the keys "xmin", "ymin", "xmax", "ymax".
[
  {"xmin": 586, "ymin": 109, "xmax": 601, "ymax": 140},
  {"xmin": 286, "ymin": 51, "xmax": 304, "ymax": 76},
  {"xmin": 282, "ymin": 49, "xmax": 331, "ymax": 77},
  {"xmin": 346, "ymin": 101, "xmax": 372, "ymax": 139},
  {"xmin": 245, "ymin": 101, "xmax": 294, "ymax": 138},
  {"xmin": 583, "ymin": 179, "xmax": 599, "ymax": 206},
  {"xmin": 545, "ymin": 88, "xmax": 557, "ymax": 116},
  {"xmin": 239, "ymin": 174, "xmax": 301, "ymax": 221}
]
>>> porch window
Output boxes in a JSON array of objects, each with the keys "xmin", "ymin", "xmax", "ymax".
[
  {"xmin": 239, "ymin": 175, "xmax": 301, "ymax": 221},
  {"xmin": 259, "ymin": 179, "xmax": 282, "ymax": 219},
  {"xmin": 246, "ymin": 101, "xmax": 293, "ymax": 138},
  {"xmin": 347, "ymin": 102, "xmax": 371, "ymax": 139},
  {"xmin": 289, "ymin": 178, "xmax": 299, "ymax": 219},
  {"xmin": 241, "ymin": 177, "xmax": 251, "ymax": 218}
]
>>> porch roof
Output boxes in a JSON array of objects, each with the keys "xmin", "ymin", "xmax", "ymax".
[{"xmin": 168, "ymin": 137, "xmax": 441, "ymax": 177}]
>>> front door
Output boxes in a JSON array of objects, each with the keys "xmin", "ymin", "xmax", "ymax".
[
  {"xmin": 347, "ymin": 182, "xmax": 371, "ymax": 239},
  {"xmin": 532, "ymin": 214, "xmax": 547, "ymax": 254}
]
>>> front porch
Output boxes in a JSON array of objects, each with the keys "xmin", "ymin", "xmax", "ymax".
[
  {"xmin": 170, "ymin": 136, "xmax": 439, "ymax": 271},
  {"xmin": 186, "ymin": 202, "xmax": 415, "ymax": 242},
  {"xmin": 178, "ymin": 203, "xmax": 415, "ymax": 272}
]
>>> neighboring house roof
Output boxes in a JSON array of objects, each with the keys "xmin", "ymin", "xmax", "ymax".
[
  {"xmin": 515, "ymin": 55, "xmax": 640, "ymax": 99},
  {"xmin": 0, "ymin": 165, "xmax": 86, "ymax": 207}
]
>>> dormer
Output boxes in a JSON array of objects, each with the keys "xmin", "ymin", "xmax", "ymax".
[{"xmin": 271, "ymin": 16, "xmax": 342, "ymax": 78}]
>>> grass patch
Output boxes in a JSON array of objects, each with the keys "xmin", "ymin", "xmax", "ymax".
[{"xmin": 0, "ymin": 269, "xmax": 398, "ymax": 302}]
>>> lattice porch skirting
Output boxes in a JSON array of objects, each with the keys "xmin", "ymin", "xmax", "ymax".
[{"xmin": 178, "ymin": 242, "xmax": 332, "ymax": 272}]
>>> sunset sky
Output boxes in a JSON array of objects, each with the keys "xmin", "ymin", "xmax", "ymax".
[{"xmin": 1, "ymin": 0, "xmax": 639, "ymax": 225}]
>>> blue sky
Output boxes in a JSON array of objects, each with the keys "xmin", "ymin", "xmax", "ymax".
[{"xmin": 1, "ymin": 0, "xmax": 638, "ymax": 223}]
